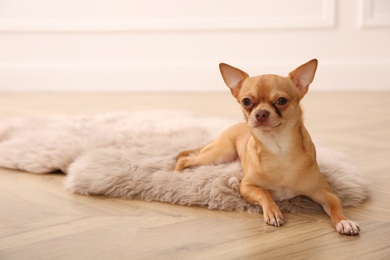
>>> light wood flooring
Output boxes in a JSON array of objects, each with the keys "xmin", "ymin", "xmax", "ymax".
[{"xmin": 0, "ymin": 92, "xmax": 389, "ymax": 260}]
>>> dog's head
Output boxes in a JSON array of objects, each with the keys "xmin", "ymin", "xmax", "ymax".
[{"xmin": 219, "ymin": 59, "xmax": 318, "ymax": 131}]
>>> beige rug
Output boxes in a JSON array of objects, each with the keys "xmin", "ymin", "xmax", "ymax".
[{"xmin": 0, "ymin": 110, "xmax": 369, "ymax": 213}]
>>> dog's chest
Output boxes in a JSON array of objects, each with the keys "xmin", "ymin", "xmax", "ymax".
[
  {"xmin": 246, "ymin": 143, "xmax": 304, "ymax": 201},
  {"xmin": 258, "ymin": 165, "xmax": 300, "ymax": 201},
  {"xmin": 270, "ymin": 186, "xmax": 297, "ymax": 201},
  {"xmin": 246, "ymin": 158, "xmax": 302, "ymax": 201},
  {"xmin": 245, "ymin": 132, "xmax": 313, "ymax": 201}
]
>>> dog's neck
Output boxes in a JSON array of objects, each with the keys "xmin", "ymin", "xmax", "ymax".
[{"xmin": 250, "ymin": 116, "xmax": 305, "ymax": 155}]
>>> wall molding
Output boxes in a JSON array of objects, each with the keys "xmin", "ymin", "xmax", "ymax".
[
  {"xmin": 1, "ymin": 60, "xmax": 389, "ymax": 92},
  {"xmin": 0, "ymin": 0, "xmax": 335, "ymax": 32},
  {"xmin": 358, "ymin": 0, "xmax": 390, "ymax": 28}
]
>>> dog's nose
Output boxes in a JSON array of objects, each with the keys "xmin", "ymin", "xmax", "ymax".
[{"xmin": 255, "ymin": 110, "xmax": 270, "ymax": 122}]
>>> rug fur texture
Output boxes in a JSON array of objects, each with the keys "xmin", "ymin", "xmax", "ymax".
[{"xmin": 0, "ymin": 110, "xmax": 369, "ymax": 213}]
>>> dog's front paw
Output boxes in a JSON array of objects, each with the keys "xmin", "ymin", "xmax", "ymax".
[
  {"xmin": 336, "ymin": 220, "xmax": 360, "ymax": 235},
  {"xmin": 263, "ymin": 207, "xmax": 284, "ymax": 227}
]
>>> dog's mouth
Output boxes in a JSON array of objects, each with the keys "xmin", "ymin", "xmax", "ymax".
[
  {"xmin": 248, "ymin": 109, "xmax": 284, "ymax": 130},
  {"xmin": 249, "ymin": 119, "xmax": 282, "ymax": 130}
]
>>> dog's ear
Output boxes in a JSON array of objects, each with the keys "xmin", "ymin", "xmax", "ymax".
[
  {"xmin": 289, "ymin": 59, "xmax": 318, "ymax": 97},
  {"xmin": 219, "ymin": 63, "xmax": 249, "ymax": 99}
]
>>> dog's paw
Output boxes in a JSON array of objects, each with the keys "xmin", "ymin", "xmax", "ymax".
[
  {"xmin": 263, "ymin": 208, "xmax": 284, "ymax": 227},
  {"xmin": 336, "ymin": 220, "xmax": 360, "ymax": 235},
  {"xmin": 174, "ymin": 156, "xmax": 188, "ymax": 171}
]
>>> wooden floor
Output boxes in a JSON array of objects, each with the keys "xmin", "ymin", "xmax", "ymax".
[{"xmin": 0, "ymin": 92, "xmax": 389, "ymax": 260}]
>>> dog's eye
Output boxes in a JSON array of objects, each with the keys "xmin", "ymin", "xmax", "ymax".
[
  {"xmin": 242, "ymin": 98, "xmax": 252, "ymax": 107},
  {"xmin": 276, "ymin": 97, "xmax": 288, "ymax": 106}
]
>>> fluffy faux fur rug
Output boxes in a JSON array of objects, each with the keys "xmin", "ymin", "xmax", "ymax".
[{"xmin": 0, "ymin": 110, "xmax": 369, "ymax": 213}]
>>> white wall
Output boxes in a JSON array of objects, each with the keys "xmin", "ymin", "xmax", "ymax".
[{"xmin": 0, "ymin": 0, "xmax": 389, "ymax": 92}]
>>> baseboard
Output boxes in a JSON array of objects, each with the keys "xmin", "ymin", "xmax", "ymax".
[{"xmin": 0, "ymin": 62, "xmax": 389, "ymax": 92}]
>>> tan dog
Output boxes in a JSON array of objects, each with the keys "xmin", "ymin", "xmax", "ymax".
[{"xmin": 175, "ymin": 59, "xmax": 360, "ymax": 235}]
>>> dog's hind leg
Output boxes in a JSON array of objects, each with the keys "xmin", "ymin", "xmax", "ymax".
[
  {"xmin": 175, "ymin": 137, "xmax": 238, "ymax": 171},
  {"xmin": 174, "ymin": 123, "xmax": 248, "ymax": 171}
]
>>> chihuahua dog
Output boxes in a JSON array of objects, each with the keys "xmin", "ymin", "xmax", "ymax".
[{"xmin": 175, "ymin": 59, "xmax": 360, "ymax": 235}]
